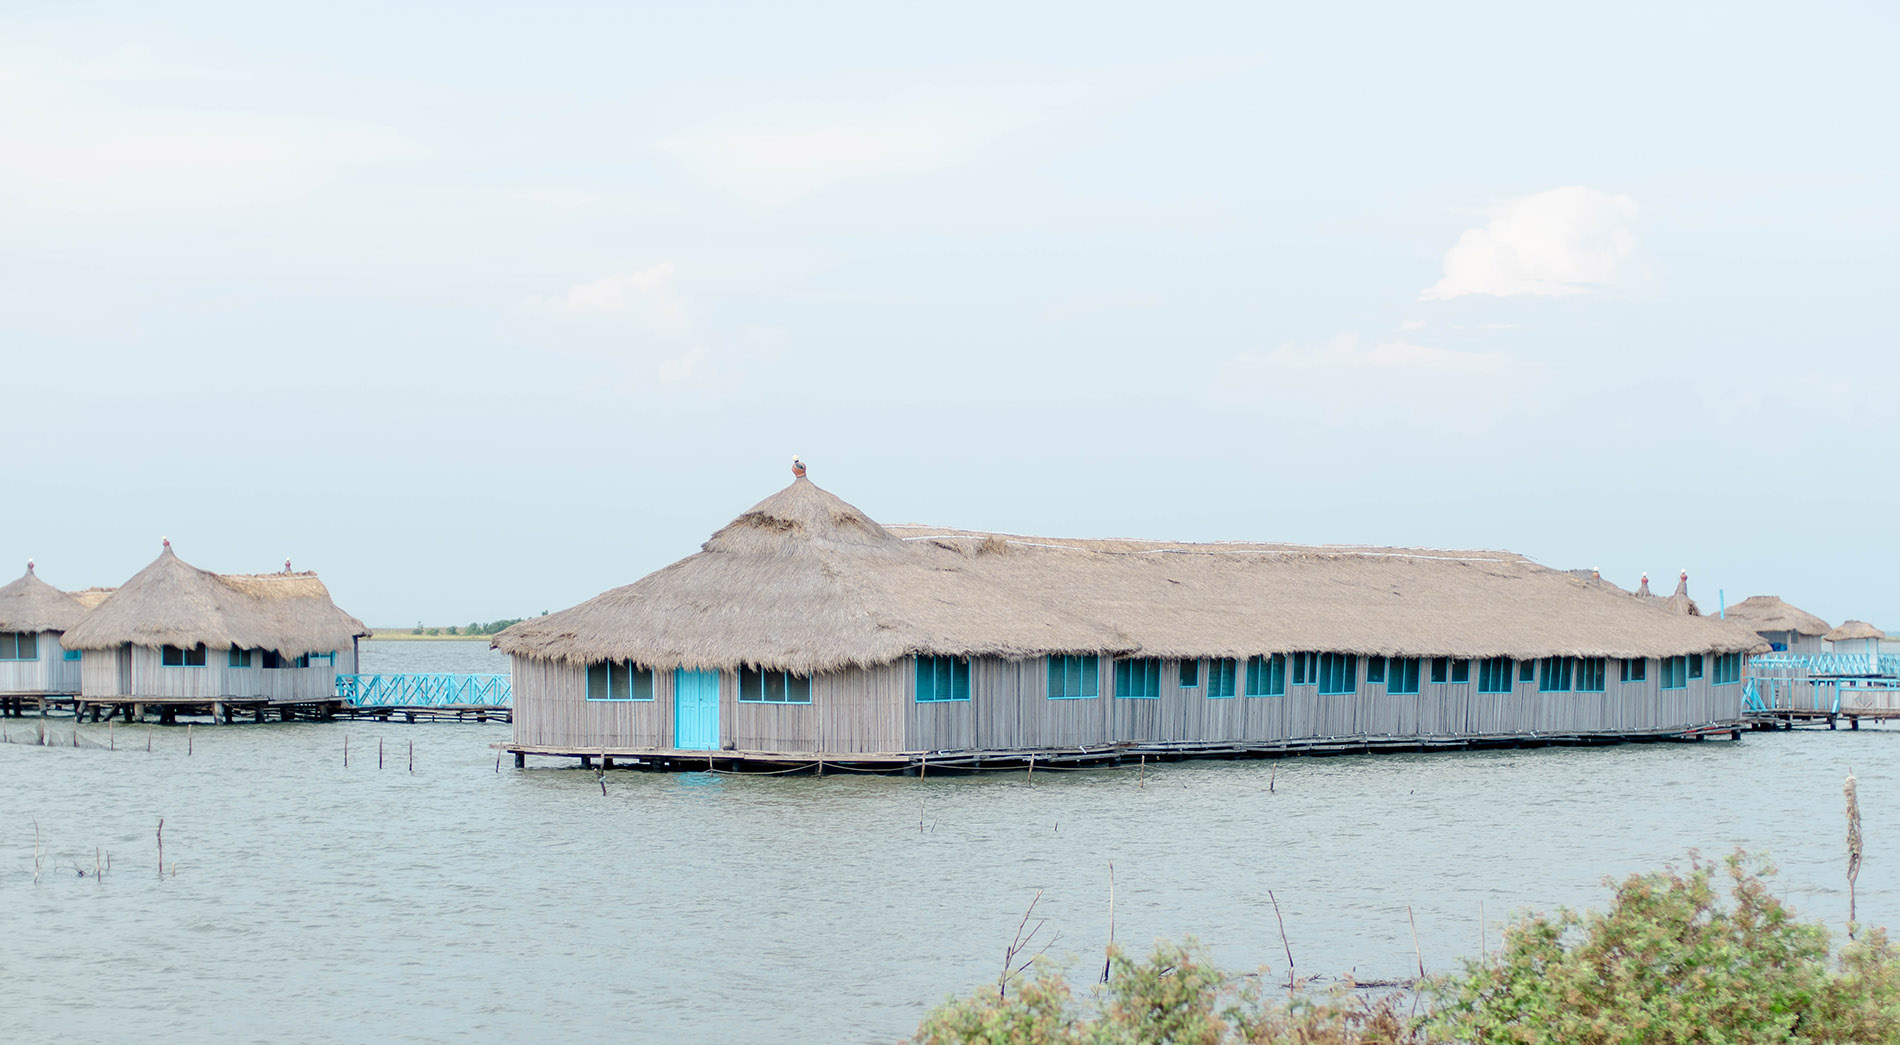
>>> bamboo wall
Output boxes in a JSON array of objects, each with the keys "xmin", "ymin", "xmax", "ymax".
[
  {"xmin": 0, "ymin": 631, "xmax": 81, "ymax": 695},
  {"xmin": 514, "ymin": 650, "xmax": 1744, "ymax": 756},
  {"xmin": 73, "ymin": 644, "xmax": 355, "ymax": 701}
]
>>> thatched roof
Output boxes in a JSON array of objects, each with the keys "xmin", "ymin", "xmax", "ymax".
[
  {"xmin": 61, "ymin": 544, "xmax": 369, "ymax": 654},
  {"xmin": 0, "ymin": 565, "xmax": 90, "ymax": 633},
  {"xmin": 495, "ymin": 477, "xmax": 1766, "ymax": 674},
  {"xmin": 69, "ymin": 588, "xmax": 115, "ymax": 610},
  {"xmin": 1657, "ymin": 572, "xmax": 1701, "ymax": 616},
  {"xmin": 1722, "ymin": 595, "xmax": 1831, "ymax": 637},
  {"xmin": 1826, "ymin": 620, "xmax": 1885, "ymax": 642}
]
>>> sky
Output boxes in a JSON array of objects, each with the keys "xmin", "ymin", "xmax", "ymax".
[{"xmin": 3, "ymin": 1, "xmax": 1896, "ymax": 627}]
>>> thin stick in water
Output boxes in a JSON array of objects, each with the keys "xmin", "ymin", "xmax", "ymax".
[
  {"xmin": 1138, "ymin": 753, "xmax": 1146, "ymax": 788},
  {"xmin": 379, "ymin": 737, "xmax": 384, "ymax": 769},
  {"xmin": 187, "ymin": 723, "xmax": 192, "ymax": 756},
  {"xmin": 1846, "ymin": 772, "xmax": 1864, "ymax": 937},
  {"xmin": 344, "ymin": 735, "xmax": 349, "ymax": 768},
  {"xmin": 1409, "ymin": 904, "xmax": 1426, "ymax": 1019},
  {"xmin": 1101, "ymin": 860, "xmax": 1116, "ymax": 983},
  {"xmin": 156, "ymin": 818, "xmax": 164, "ymax": 879},
  {"xmin": 408, "ymin": 739, "xmax": 414, "ymax": 773},
  {"xmin": 1268, "ymin": 889, "xmax": 1294, "ymax": 987}
]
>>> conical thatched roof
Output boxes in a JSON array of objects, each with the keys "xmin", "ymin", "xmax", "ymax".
[
  {"xmin": 0, "ymin": 566, "xmax": 90, "ymax": 633},
  {"xmin": 61, "ymin": 544, "xmax": 369, "ymax": 654},
  {"xmin": 495, "ymin": 477, "xmax": 1766, "ymax": 674},
  {"xmin": 1826, "ymin": 620, "xmax": 1885, "ymax": 642},
  {"xmin": 1659, "ymin": 572, "xmax": 1701, "ymax": 616},
  {"xmin": 1722, "ymin": 595, "xmax": 1831, "ymax": 637}
]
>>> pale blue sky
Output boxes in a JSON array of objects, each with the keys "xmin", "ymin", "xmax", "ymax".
[{"xmin": 4, "ymin": 2, "xmax": 1896, "ymax": 627}]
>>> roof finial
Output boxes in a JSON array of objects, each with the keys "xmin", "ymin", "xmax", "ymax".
[
  {"xmin": 791, "ymin": 455, "xmax": 807, "ymax": 479},
  {"xmin": 285, "ymin": 557, "xmax": 293, "ymax": 573},
  {"xmin": 26, "ymin": 559, "xmax": 34, "ymax": 573},
  {"xmin": 1591, "ymin": 567, "xmax": 1600, "ymax": 581},
  {"xmin": 162, "ymin": 536, "xmax": 171, "ymax": 550}
]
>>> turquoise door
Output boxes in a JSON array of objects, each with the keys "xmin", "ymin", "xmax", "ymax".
[{"xmin": 674, "ymin": 669, "xmax": 720, "ymax": 750}]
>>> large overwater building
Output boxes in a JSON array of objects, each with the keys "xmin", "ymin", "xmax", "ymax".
[{"xmin": 496, "ymin": 472, "xmax": 1766, "ymax": 770}]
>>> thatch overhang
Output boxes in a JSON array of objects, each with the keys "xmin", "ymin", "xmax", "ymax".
[
  {"xmin": 495, "ymin": 477, "xmax": 1768, "ymax": 675},
  {"xmin": 1722, "ymin": 595, "xmax": 1831, "ymax": 637},
  {"xmin": 1826, "ymin": 620, "xmax": 1885, "ymax": 642},
  {"xmin": 0, "ymin": 566, "xmax": 89, "ymax": 633},
  {"xmin": 60, "ymin": 545, "xmax": 369, "ymax": 655}
]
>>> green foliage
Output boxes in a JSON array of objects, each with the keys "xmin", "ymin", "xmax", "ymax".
[
  {"xmin": 914, "ymin": 942, "xmax": 1410, "ymax": 1045},
  {"xmin": 914, "ymin": 855, "xmax": 1900, "ymax": 1045},
  {"xmin": 1425, "ymin": 851, "xmax": 1900, "ymax": 1044}
]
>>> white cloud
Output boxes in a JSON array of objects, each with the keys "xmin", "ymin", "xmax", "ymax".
[
  {"xmin": 1396, "ymin": 319, "xmax": 1427, "ymax": 331},
  {"xmin": 1214, "ymin": 332, "xmax": 1530, "ymax": 432},
  {"xmin": 533, "ymin": 262, "xmax": 690, "ymax": 338},
  {"xmin": 658, "ymin": 345, "xmax": 709, "ymax": 384},
  {"xmin": 655, "ymin": 83, "xmax": 1087, "ymax": 205},
  {"xmin": 1422, "ymin": 186, "xmax": 1640, "ymax": 300}
]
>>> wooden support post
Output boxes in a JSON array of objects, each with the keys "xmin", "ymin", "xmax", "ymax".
[
  {"xmin": 602, "ymin": 756, "xmax": 614, "ymax": 769},
  {"xmin": 1852, "ymin": 717, "xmax": 1861, "ymax": 731},
  {"xmin": 212, "ymin": 701, "xmax": 223, "ymax": 723},
  {"xmin": 580, "ymin": 754, "xmax": 593, "ymax": 769},
  {"xmin": 514, "ymin": 751, "xmax": 526, "ymax": 769}
]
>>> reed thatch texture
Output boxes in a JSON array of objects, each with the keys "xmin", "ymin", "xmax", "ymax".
[
  {"xmin": 1658, "ymin": 572, "xmax": 1702, "ymax": 616},
  {"xmin": 60, "ymin": 545, "xmax": 369, "ymax": 655},
  {"xmin": 1826, "ymin": 620, "xmax": 1885, "ymax": 642},
  {"xmin": 495, "ymin": 477, "xmax": 1766, "ymax": 674},
  {"xmin": 0, "ymin": 567, "xmax": 90, "ymax": 633},
  {"xmin": 1723, "ymin": 595, "xmax": 1831, "ymax": 637}
]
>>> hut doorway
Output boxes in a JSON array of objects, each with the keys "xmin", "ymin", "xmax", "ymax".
[{"xmin": 674, "ymin": 669, "xmax": 720, "ymax": 751}]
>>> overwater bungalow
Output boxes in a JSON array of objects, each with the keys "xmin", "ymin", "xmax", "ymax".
[
  {"xmin": 0, "ymin": 562, "xmax": 93, "ymax": 711},
  {"xmin": 1722, "ymin": 595, "xmax": 1830, "ymax": 655},
  {"xmin": 59, "ymin": 541, "xmax": 370, "ymax": 721},
  {"xmin": 1824, "ymin": 620, "xmax": 1886, "ymax": 674},
  {"xmin": 496, "ymin": 472, "xmax": 1765, "ymax": 771}
]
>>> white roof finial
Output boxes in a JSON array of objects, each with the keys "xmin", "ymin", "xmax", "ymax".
[{"xmin": 791, "ymin": 455, "xmax": 807, "ymax": 478}]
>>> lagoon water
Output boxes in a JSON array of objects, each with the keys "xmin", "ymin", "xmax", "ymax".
[{"xmin": 4, "ymin": 642, "xmax": 1897, "ymax": 1043}]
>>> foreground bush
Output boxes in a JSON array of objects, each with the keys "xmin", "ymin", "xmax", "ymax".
[{"xmin": 914, "ymin": 853, "xmax": 1900, "ymax": 1044}]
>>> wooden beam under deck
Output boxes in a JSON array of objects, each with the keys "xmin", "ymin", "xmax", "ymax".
[{"xmin": 505, "ymin": 721, "xmax": 1747, "ymax": 774}]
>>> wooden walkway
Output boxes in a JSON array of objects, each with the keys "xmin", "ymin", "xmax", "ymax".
[
  {"xmin": 0, "ymin": 694, "xmax": 509, "ymax": 725},
  {"xmin": 505, "ymin": 721, "xmax": 1745, "ymax": 774}
]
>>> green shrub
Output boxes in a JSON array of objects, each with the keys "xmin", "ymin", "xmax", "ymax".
[
  {"xmin": 914, "ymin": 854, "xmax": 1900, "ymax": 1044},
  {"xmin": 1425, "ymin": 851, "xmax": 1900, "ymax": 1044}
]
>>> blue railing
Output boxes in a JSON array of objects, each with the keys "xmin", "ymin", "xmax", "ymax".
[
  {"xmin": 335, "ymin": 673, "xmax": 512, "ymax": 708},
  {"xmin": 1749, "ymin": 652, "xmax": 1900, "ymax": 677}
]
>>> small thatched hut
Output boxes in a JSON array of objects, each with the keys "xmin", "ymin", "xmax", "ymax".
[
  {"xmin": 497, "ymin": 474, "xmax": 1765, "ymax": 768},
  {"xmin": 60, "ymin": 542, "xmax": 369, "ymax": 704},
  {"xmin": 1825, "ymin": 620, "xmax": 1886, "ymax": 673},
  {"xmin": 1722, "ymin": 596, "xmax": 1831, "ymax": 655},
  {"xmin": 0, "ymin": 562, "xmax": 92, "ymax": 698}
]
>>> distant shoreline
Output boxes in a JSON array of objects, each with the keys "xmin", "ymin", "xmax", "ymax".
[{"xmin": 367, "ymin": 630, "xmax": 500, "ymax": 642}]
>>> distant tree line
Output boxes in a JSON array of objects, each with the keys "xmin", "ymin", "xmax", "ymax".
[{"xmin": 408, "ymin": 612, "xmax": 545, "ymax": 637}]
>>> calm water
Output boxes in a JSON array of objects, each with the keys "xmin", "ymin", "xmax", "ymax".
[{"xmin": 3, "ymin": 648, "xmax": 1896, "ymax": 1042}]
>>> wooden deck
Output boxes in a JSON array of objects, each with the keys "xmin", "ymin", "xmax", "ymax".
[{"xmin": 505, "ymin": 721, "xmax": 1746, "ymax": 773}]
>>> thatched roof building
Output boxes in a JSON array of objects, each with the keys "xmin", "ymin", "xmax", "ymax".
[
  {"xmin": 1826, "ymin": 620, "xmax": 1885, "ymax": 643},
  {"xmin": 1722, "ymin": 596, "xmax": 1831, "ymax": 639},
  {"xmin": 497, "ymin": 477, "xmax": 1761, "ymax": 674},
  {"xmin": 62, "ymin": 542, "xmax": 369, "ymax": 655},
  {"xmin": 0, "ymin": 563, "xmax": 90, "ymax": 634}
]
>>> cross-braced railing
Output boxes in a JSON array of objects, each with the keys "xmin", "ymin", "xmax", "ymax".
[{"xmin": 335, "ymin": 673, "xmax": 512, "ymax": 708}]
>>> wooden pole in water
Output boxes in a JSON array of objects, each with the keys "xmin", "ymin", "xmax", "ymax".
[
  {"xmin": 1101, "ymin": 860, "xmax": 1116, "ymax": 983},
  {"xmin": 1846, "ymin": 772, "xmax": 1864, "ymax": 937},
  {"xmin": 1268, "ymin": 889, "xmax": 1294, "ymax": 988},
  {"xmin": 187, "ymin": 723, "xmax": 192, "ymax": 756},
  {"xmin": 379, "ymin": 737, "xmax": 384, "ymax": 769},
  {"xmin": 1138, "ymin": 754, "xmax": 1145, "ymax": 788},
  {"xmin": 344, "ymin": 735, "xmax": 349, "ymax": 767},
  {"xmin": 408, "ymin": 739, "xmax": 414, "ymax": 773},
  {"xmin": 156, "ymin": 818, "xmax": 164, "ymax": 879},
  {"xmin": 146, "ymin": 725, "xmax": 152, "ymax": 752},
  {"xmin": 1027, "ymin": 753, "xmax": 1035, "ymax": 784},
  {"xmin": 109, "ymin": 720, "xmax": 114, "ymax": 751}
]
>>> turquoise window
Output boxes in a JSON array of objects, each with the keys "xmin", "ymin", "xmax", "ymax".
[
  {"xmin": 292, "ymin": 651, "xmax": 336, "ymax": 669},
  {"xmin": 1245, "ymin": 654, "xmax": 1286, "ymax": 696},
  {"xmin": 1366, "ymin": 657, "xmax": 1386, "ymax": 684},
  {"xmin": 228, "ymin": 646, "xmax": 253, "ymax": 668},
  {"xmin": 62, "ymin": 648, "xmax": 82, "ymax": 662},
  {"xmin": 1577, "ymin": 657, "xmax": 1607, "ymax": 692},
  {"xmin": 588, "ymin": 661, "xmax": 656, "ymax": 701},
  {"xmin": 1519, "ymin": 660, "xmax": 1535, "ymax": 683},
  {"xmin": 1661, "ymin": 656, "xmax": 1688, "ymax": 690},
  {"xmin": 1539, "ymin": 656, "xmax": 1573, "ymax": 693},
  {"xmin": 1712, "ymin": 652, "xmax": 1742, "ymax": 686},
  {"xmin": 739, "ymin": 666, "xmax": 811, "ymax": 704},
  {"xmin": 916, "ymin": 655, "xmax": 971, "ymax": 702},
  {"xmin": 0, "ymin": 632, "xmax": 40, "ymax": 661},
  {"xmin": 1178, "ymin": 659, "xmax": 1199, "ymax": 689},
  {"xmin": 1430, "ymin": 657, "xmax": 1448, "ymax": 684},
  {"xmin": 1047, "ymin": 655, "xmax": 1099, "ymax": 699},
  {"xmin": 1207, "ymin": 657, "xmax": 1237, "ymax": 698},
  {"xmin": 1113, "ymin": 657, "xmax": 1159, "ymax": 699},
  {"xmin": 1317, "ymin": 653, "xmax": 1357, "ymax": 696},
  {"xmin": 1451, "ymin": 659, "xmax": 1470, "ymax": 683},
  {"xmin": 161, "ymin": 644, "xmax": 206, "ymax": 667},
  {"xmin": 1386, "ymin": 657, "xmax": 1421, "ymax": 695},
  {"xmin": 1621, "ymin": 658, "xmax": 1647, "ymax": 683},
  {"xmin": 1290, "ymin": 652, "xmax": 1315, "ymax": 686},
  {"xmin": 1688, "ymin": 654, "xmax": 1704, "ymax": 680},
  {"xmin": 1477, "ymin": 658, "xmax": 1513, "ymax": 694}
]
